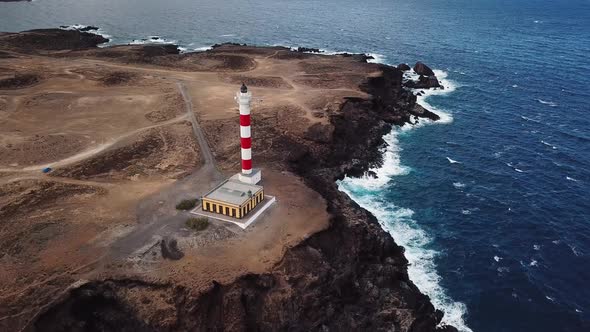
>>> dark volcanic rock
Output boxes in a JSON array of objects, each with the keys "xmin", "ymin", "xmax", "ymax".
[
  {"xmin": 160, "ymin": 236, "xmax": 184, "ymax": 260},
  {"xmin": 413, "ymin": 61, "xmax": 435, "ymax": 76},
  {"xmin": 398, "ymin": 63, "xmax": 411, "ymax": 71},
  {"xmin": 405, "ymin": 74, "xmax": 441, "ymax": 89},
  {"xmin": 409, "ymin": 104, "xmax": 440, "ymax": 121},
  {"xmin": 297, "ymin": 46, "xmax": 322, "ymax": 53},
  {"xmin": 78, "ymin": 26, "xmax": 99, "ymax": 32},
  {"xmin": 141, "ymin": 44, "xmax": 180, "ymax": 56},
  {"xmin": 0, "ymin": 29, "xmax": 108, "ymax": 52},
  {"xmin": 34, "ymin": 280, "xmax": 162, "ymax": 332}
]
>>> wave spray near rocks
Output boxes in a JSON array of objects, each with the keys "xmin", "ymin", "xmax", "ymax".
[{"xmin": 338, "ymin": 68, "xmax": 473, "ymax": 332}]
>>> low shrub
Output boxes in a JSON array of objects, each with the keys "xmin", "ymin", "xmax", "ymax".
[
  {"xmin": 186, "ymin": 217, "xmax": 209, "ymax": 231},
  {"xmin": 176, "ymin": 198, "xmax": 198, "ymax": 210},
  {"xmin": 100, "ymin": 71, "xmax": 135, "ymax": 86},
  {"xmin": 0, "ymin": 74, "xmax": 40, "ymax": 89}
]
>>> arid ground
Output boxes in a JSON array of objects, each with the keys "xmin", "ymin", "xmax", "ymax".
[{"xmin": 0, "ymin": 32, "xmax": 389, "ymax": 330}]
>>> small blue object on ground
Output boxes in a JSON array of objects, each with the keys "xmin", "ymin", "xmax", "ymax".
[{"xmin": 42, "ymin": 167, "xmax": 52, "ymax": 173}]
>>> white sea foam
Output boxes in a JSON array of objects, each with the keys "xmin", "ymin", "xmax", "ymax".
[
  {"xmin": 537, "ymin": 99, "xmax": 558, "ymax": 107},
  {"xmin": 337, "ymin": 67, "xmax": 471, "ymax": 331},
  {"xmin": 546, "ymin": 296, "xmax": 555, "ymax": 302},
  {"xmin": 339, "ymin": 182, "xmax": 472, "ymax": 331},
  {"xmin": 342, "ymin": 130, "xmax": 409, "ymax": 190},
  {"xmin": 506, "ymin": 162, "xmax": 524, "ymax": 173},
  {"xmin": 406, "ymin": 69, "xmax": 456, "ymax": 128},
  {"xmin": 494, "ymin": 256, "xmax": 502, "ymax": 262},
  {"xmin": 497, "ymin": 266, "xmax": 510, "ymax": 274},
  {"xmin": 566, "ymin": 176, "xmax": 578, "ymax": 182},
  {"xmin": 366, "ymin": 53, "xmax": 388, "ymax": 64},
  {"xmin": 220, "ymin": 34, "xmax": 236, "ymax": 37},
  {"xmin": 446, "ymin": 157, "xmax": 461, "ymax": 164},
  {"xmin": 529, "ymin": 259, "xmax": 538, "ymax": 267},
  {"xmin": 568, "ymin": 244, "xmax": 582, "ymax": 256},
  {"xmin": 59, "ymin": 24, "xmax": 112, "ymax": 43},
  {"xmin": 453, "ymin": 182, "xmax": 466, "ymax": 189},
  {"xmin": 193, "ymin": 45, "xmax": 213, "ymax": 52},
  {"xmin": 541, "ymin": 140, "xmax": 557, "ymax": 149},
  {"xmin": 130, "ymin": 36, "xmax": 178, "ymax": 46},
  {"xmin": 461, "ymin": 209, "xmax": 471, "ymax": 215},
  {"xmin": 512, "ymin": 84, "xmax": 519, "ymax": 88}
]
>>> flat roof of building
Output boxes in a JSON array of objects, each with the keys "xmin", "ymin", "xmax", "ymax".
[{"xmin": 203, "ymin": 179, "xmax": 263, "ymax": 206}]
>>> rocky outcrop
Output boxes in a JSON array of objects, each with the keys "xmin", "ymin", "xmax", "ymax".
[
  {"xmin": 398, "ymin": 63, "xmax": 411, "ymax": 71},
  {"xmin": 409, "ymin": 104, "xmax": 441, "ymax": 121},
  {"xmin": 413, "ymin": 61, "xmax": 435, "ymax": 76},
  {"xmin": 0, "ymin": 29, "xmax": 108, "ymax": 52},
  {"xmin": 160, "ymin": 236, "xmax": 184, "ymax": 260},
  {"xmin": 405, "ymin": 74, "xmax": 442, "ymax": 89},
  {"xmin": 297, "ymin": 47, "xmax": 322, "ymax": 53}
]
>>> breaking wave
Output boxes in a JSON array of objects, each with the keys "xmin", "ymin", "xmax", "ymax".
[
  {"xmin": 59, "ymin": 24, "xmax": 112, "ymax": 44},
  {"xmin": 537, "ymin": 99, "xmax": 558, "ymax": 107},
  {"xmin": 338, "ymin": 69, "xmax": 472, "ymax": 331},
  {"xmin": 404, "ymin": 69, "xmax": 456, "ymax": 127},
  {"xmin": 130, "ymin": 35, "xmax": 178, "ymax": 45}
]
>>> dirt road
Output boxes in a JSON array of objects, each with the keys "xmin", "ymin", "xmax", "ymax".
[{"xmin": 107, "ymin": 81, "xmax": 225, "ymax": 261}]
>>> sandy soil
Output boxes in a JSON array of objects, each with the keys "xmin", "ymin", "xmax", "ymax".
[{"xmin": 0, "ymin": 40, "xmax": 382, "ymax": 330}]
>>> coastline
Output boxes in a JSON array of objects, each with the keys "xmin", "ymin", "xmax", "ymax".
[
  {"xmin": 338, "ymin": 70, "xmax": 472, "ymax": 331},
  {"xmin": 1, "ymin": 28, "xmax": 457, "ymax": 331}
]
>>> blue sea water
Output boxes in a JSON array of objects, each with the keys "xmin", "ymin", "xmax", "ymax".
[{"xmin": 2, "ymin": 0, "xmax": 590, "ymax": 331}]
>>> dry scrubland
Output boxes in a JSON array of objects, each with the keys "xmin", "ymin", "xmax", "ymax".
[
  {"xmin": 0, "ymin": 29, "xmax": 451, "ymax": 332},
  {"xmin": 0, "ymin": 31, "xmax": 378, "ymax": 330}
]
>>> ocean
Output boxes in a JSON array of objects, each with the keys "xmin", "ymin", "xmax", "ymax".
[{"xmin": 2, "ymin": 0, "xmax": 589, "ymax": 331}]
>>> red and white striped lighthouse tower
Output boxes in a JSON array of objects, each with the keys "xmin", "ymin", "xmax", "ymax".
[{"xmin": 236, "ymin": 83, "xmax": 261, "ymax": 184}]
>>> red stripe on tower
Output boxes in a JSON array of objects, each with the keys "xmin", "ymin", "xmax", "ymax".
[
  {"xmin": 240, "ymin": 114, "xmax": 251, "ymax": 126},
  {"xmin": 241, "ymin": 159, "xmax": 252, "ymax": 171},
  {"xmin": 240, "ymin": 137, "xmax": 251, "ymax": 149},
  {"xmin": 238, "ymin": 83, "xmax": 253, "ymax": 175}
]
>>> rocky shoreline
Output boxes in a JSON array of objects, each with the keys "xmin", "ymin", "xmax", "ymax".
[{"xmin": 1, "ymin": 28, "xmax": 456, "ymax": 331}]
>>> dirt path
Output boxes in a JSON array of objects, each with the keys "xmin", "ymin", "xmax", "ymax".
[
  {"xmin": 107, "ymin": 81, "xmax": 224, "ymax": 261},
  {"xmin": 0, "ymin": 113, "xmax": 189, "ymax": 172},
  {"xmin": 177, "ymin": 81, "xmax": 216, "ymax": 167}
]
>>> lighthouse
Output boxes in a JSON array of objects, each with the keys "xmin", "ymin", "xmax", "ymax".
[
  {"xmin": 197, "ymin": 83, "xmax": 273, "ymax": 223},
  {"xmin": 236, "ymin": 83, "xmax": 261, "ymax": 185}
]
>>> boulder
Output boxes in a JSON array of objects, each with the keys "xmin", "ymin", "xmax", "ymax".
[
  {"xmin": 160, "ymin": 236, "xmax": 184, "ymax": 260},
  {"xmin": 408, "ymin": 104, "xmax": 440, "ymax": 121},
  {"xmin": 404, "ymin": 75, "xmax": 441, "ymax": 89},
  {"xmin": 78, "ymin": 26, "xmax": 99, "ymax": 32},
  {"xmin": 413, "ymin": 61, "xmax": 435, "ymax": 76},
  {"xmin": 397, "ymin": 63, "xmax": 411, "ymax": 71},
  {"xmin": 297, "ymin": 47, "xmax": 321, "ymax": 53}
]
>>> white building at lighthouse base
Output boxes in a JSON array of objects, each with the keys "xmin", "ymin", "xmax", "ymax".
[{"xmin": 234, "ymin": 168, "xmax": 262, "ymax": 185}]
